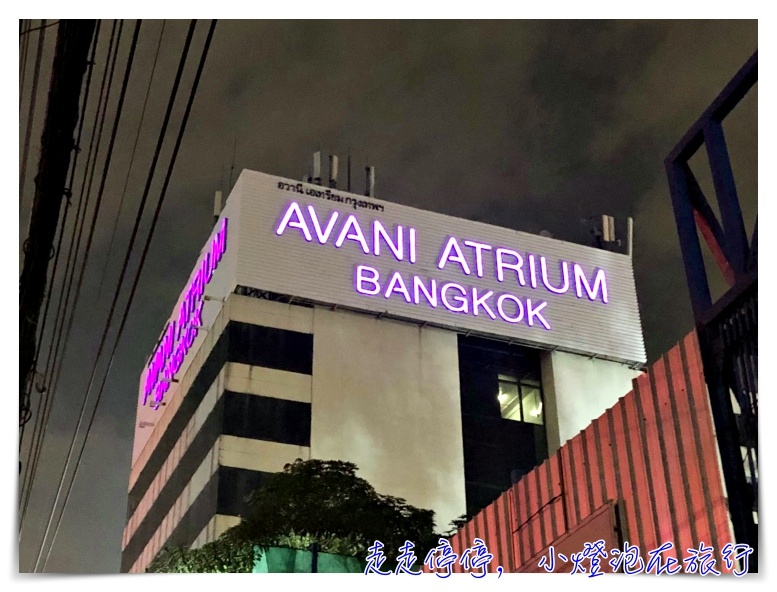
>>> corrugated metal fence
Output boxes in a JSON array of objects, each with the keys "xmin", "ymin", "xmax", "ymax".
[{"xmin": 429, "ymin": 331, "xmax": 735, "ymax": 574}]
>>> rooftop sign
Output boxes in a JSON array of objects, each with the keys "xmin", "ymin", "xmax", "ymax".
[
  {"xmin": 142, "ymin": 218, "xmax": 228, "ymax": 408},
  {"xmin": 233, "ymin": 172, "xmax": 645, "ymax": 364}
]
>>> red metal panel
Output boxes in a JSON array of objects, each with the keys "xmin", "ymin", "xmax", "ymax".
[
  {"xmin": 682, "ymin": 332, "xmax": 734, "ymax": 569},
  {"xmin": 452, "ymin": 528, "xmax": 466, "ymax": 573},
  {"xmin": 559, "ymin": 444, "xmax": 578, "ymax": 531},
  {"xmin": 569, "ymin": 433, "xmax": 590, "ymax": 523},
  {"xmin": 500, "ymin": 494, "xmax": 514, "ymax": 571},
  {"xmin": 526, "ymin": 463, "xmax": 541, "ymax": 559},
  {"xmin": 651, "ymin": 356, "xmax": 686, "ymax": 560},
  {"xmin": 628, "ymin": 373, "xmax": 664, "ymax": 552},
  {"xmin": 669, "ymin": 337, "xmax": 713, "ymax": 555},
  {"xmin": 507, "ymin": 485, "xmax": 521, "ymax": 571},
  {"xmin": 477, "ymin": 507, "xmax": 490, "ymax": 550},
  {"xmin": 613, "ymin": 390, "xmax": 657, "ymax": 549},
  {"xmin": 548, "ymin": 454, "xmax": 565, "ymax": 541},
  {"xmin": 516, "ymin": 476, "xmax": 530, "ymax": 565},
  {"xmin": 516, "ymin": 502, "xmax": 620, "ymax": 573},
  {"xmin": 493, "ymin": 493, "xmax": 512, "ymax": 571},
  {"xmin": 440, "ymin": 331, "xmax": 734, "ymax": 576},
  {"xmin": 583, "ymin": 423, "xmax": 604, "ymax": 514},
  {"xmin": 596, "ymin": 410, "xmax": 618, "ymax": 505},
  {"xmin": 665, "ymin": 345, "xmax": 705, "ymax": 557},
  {"xmin": 536, "ymin": 460, "xmax": 553, "ymax": 553}
]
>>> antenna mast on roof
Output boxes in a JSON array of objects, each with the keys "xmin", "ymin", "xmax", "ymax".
[
  {"xmin": 213, "ymin": 191, "xmax": 222, "ymax": 223},
  {"xmin": 329, "ymin": 154, "xmax": 338, "ymax": 189},
  {"xmin": 313, "ymin": 149, "xmax": 321, "ymax": 185},
  {"xmin": 365, "ymin": 158, "xmax": 375, "ymax": 197},
  {"xmin": 228, "ymin": 136, "xmax": 237, "ymax": 191}
]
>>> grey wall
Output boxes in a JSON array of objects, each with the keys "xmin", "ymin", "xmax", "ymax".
[
  {"xmin": 233, "ymin": 170, "xmax": 645, "ymax": 365},
  {"xmin": 542, "ymin": 350, "xmax": 643, "ymax": 454},
  {"xmin": 310, "ymin": 307, "xmax": 467, "ymax": 531}
]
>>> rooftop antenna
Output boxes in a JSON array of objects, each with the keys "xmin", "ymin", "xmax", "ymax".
[
  {"xmin": 365, "ymin": 157, "xmax": 375, "ymax": 197},
  {"xmin": 627, "ymin": 216, "xmax": 634, "ymax": 259},
  {"xmin": 313, "ymin": 149, "xmax": 321, "ymax": 185},
  {"xmin": 228, "ymin": 136, "xmax": 237, "ymax": 191},
  {"xmin": 587, "ymin": 214, "xmax": 623, "ymax": 252},
  {"xmin": 329, "ymin": 154, "xmax": 338, "ymax": 189},
  {"xmin": 213, "ymin": 191, "xmax": 222, "ymax": 223}
]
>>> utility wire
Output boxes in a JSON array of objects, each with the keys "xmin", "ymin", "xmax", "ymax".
[
  {"xmin": 21, "ymin": 21, "xmax": 61, "ymax": 36},
  {"xmin": 19, "ymin": 19, "xmax": 48, "ymax": 203},
  {"xmin": 40, "ymin": 20, "xmax": 217, "ymax": 573},
  {"xmin": 20, "ymin": 20, "xmax": 101, "ymax": 446},
  {"xmin": 19, "ymin": 21, "xmax": 120, "ymax": 531},
  {"xmin": 33, "ymin": 17, "xmax": 196, "ymax": 561},
  {"xmin": 26, "ymin": 20, "xmax": 134, "ymax": 569},
  {"xmin": 30, "ymin": 19, "xmax": 146, "ymax": 573},
  {"xmin": 19, "ymin": 20, "xmax": 32, "ymax": 105},
  {"xmin": 41, "ymin": 20, "xmax": 123, "ymax": 399},
  {"xmin": 96, "ymin": 20, "xmax": 166, "ymax": 303}
]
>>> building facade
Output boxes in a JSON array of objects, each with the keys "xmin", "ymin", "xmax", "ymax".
[{"xmin": 121, "ymin": 170, "xmax": 645, "ymax": 573}]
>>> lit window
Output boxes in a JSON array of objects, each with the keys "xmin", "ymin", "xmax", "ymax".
[
  {"xmin": 497, "ymin": 374, "xmax": 544, "ymax": 425},
  {"xmin": 521, "ymin": 380, "xmax": 543, "ymax": 425},
  {"xmin": 498, "ymin": 375, "xmax": 522, "ymax": 421}
]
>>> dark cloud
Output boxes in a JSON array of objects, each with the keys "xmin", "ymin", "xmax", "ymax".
[{"xmin": 18, "ymin": 20, "xmax": 757, "ymax": 572}]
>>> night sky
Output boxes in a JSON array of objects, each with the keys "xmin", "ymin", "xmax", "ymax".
[{"xmin": 17, "ymin": 20, "xmax": 757, "ymax": 573}]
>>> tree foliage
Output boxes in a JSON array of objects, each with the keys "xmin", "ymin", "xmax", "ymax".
[
  {"xmin": 147, "ymin": 459, "xmax": 440, "ymax": 572},
  {"xmin": 148, "ymin": 529, "xmax": 254, "ymax": 573}
]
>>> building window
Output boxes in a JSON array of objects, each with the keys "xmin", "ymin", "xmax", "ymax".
[{"xmin": 497, "ymin": 374, "xmax": 544, "ymax": 425}]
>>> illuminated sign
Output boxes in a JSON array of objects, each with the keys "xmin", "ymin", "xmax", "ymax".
[
  {"xmin": 275, "ymin": 201, "xmax": 609, "ymax": 332},
  {"xmin": 142, "ymin": 218, "xmax": 228, "ymax": 409},
  {"xmin": 229, "ymin": 171, "xmax": 644, "ymax": 364},
  {"xmin": 137, "ymin": 170, "xmax": 644, "ymax": 424}
]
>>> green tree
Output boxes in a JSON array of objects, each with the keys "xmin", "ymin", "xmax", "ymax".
[{"xmin": 147, "ymin": 459, "xmax": 441, "ymax": 573}]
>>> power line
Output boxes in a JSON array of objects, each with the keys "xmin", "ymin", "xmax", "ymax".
[
  {"xmin": 20, "ymin": 20, "xmax": 101, "ymax": 445},
  {"xmin": 19, "ymin": 19, "xmax": 48, "ymax": 203},
  {"xmin": 26, "ymin": 19, "xmax": 134, "ymax": 556},
  {"xmin": 18, "ymin": 18, "xmax": 98, "ymax": 528},
  {"xmin": 19, "ymin": 21, "xmax": 120, "ymax": 532},
  {"xmin": 21, "ymin": 20, "xmax": 61, "ymax": 36},
  {"xmin": 19, "ymin": 22, "xmax": 102, "ymax": 526},
  {"xmin": 19, "ymin": 20, "xmax": 32, "ymax": 105},
  {"xmin": 30, "ymin": 19, "xmax": 147, "ymax": 573},
  {"xmin": 96, "ymin": 20, "xmax": 167, "ymax": 303},
  {"xmin": 40, "ymin": 20, "xmax": 217, "ymax": 573},
  {"xmin": 33, "ymin": 17, "xmax": 196, "ymax": 563}
]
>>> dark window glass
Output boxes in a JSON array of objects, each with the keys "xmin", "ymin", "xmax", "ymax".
[
  {"xmin": 458, "ymin": 335, "xmax": 548, "ymax": 517},
  {"xmin": 217, "ymin": 466, "xmax": 273, "ymax": 517},
  {"xmin": 223, "ymin": 391, "xmax": 311, "ymax": 447},
  {"xmin": 228, "ymin": 321, "xmax": 313, "ymax": 375}
]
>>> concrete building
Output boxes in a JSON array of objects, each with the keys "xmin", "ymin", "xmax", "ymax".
[{"xmin": 120, "ymin": 169, "xmax": 645, "ymax": 573}]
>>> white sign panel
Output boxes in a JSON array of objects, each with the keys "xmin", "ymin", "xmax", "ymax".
[{"xmin": 233, "ymin": 170, "xmax": 645, "ymax": 364}]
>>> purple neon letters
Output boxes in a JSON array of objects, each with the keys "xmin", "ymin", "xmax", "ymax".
[
  {"xmin": 275, "ymin": 200, "xmax": 610, "ymax": 332},
  {"xmin": 143, "ymin": 218, "xmax": 228, "ymax": 409}
]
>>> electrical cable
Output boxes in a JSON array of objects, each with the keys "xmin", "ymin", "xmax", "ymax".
[
  {"xmin": 30, "ymin": 20, "xmax": 143, "ymax": 572},
  {"xmin": 19, "ymin": 21, "xmax": 120, "ymax": 532},
  {"xmin": 21, "ymin": 21, "xmax": 61, "ymax": 36},
  {"xmin": 20, "ymin": 20, "xmax": 101, "ymax": 445},
  {"xmin": 19, "ymin": 20, "xmax": 32, "ymax": 105},
  {"xmin": 20, "ymin": 20, "xmax": 113, "ymax": 527},
  {"xmin": 95, "ymin": 20, "xmax": 166, "ymax": 303},
  {"xmin": 19, "ymin": 19, "xmax": 48, "ymax": 204},
  {"xmin": 39, "ymin": 20, "xmax": 217, "ymax": 573},
  {"xmin": 22, "ymin": 18, "xmax": 126, "ymax": 538}
]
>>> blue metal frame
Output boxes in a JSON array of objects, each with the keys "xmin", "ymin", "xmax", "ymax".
[{"xmin": 665, "ymin": 51, "xmax": 757, "ymax": 573}]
